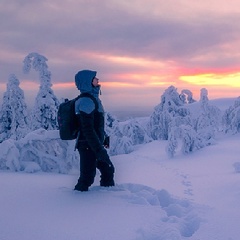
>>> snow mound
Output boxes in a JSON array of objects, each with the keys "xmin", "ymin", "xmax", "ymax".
[{"xmin": 0, "ymin": 129, "xmax": 79, "ymax": 173}]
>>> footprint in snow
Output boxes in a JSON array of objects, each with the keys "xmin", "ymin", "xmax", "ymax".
[
  {"xmin": 61, "ymin": 183, "xmax": 203, "ymax": 238},
  {"xmin": 92, "ymin": 183, "xmax": 202, "ymax": 238}
]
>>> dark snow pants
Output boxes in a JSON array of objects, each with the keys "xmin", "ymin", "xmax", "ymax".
[{"xmin": 77, "ymin": 148, "xmax": 115, "ymax": 188}]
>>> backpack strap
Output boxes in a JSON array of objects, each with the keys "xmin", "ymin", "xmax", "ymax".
[{"xmin": 79, "ymin": 92, "xmax": 98, "ymax": 111}]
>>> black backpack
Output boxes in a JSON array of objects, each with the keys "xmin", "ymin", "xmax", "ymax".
[{"xmin": 57, "ymin": 93, "xmax": 98, "ymax": 140}]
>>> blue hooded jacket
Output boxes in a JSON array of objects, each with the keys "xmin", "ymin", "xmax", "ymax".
[
  {"xmin": 74, "ymin": 70, "xmax": 114, "ymax": 172},
  {"xmin": 74, "ymin": 69, "xmax": 105, "ymax": 153},
  {"xmin": 75, "ymin": 70, "xmax": 104, "ymax": 114}
]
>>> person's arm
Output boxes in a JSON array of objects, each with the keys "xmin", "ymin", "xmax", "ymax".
[
  {"xmin": 79, "ymin": 111, "xmax": 103, "ymax": 153},
  {"xmin": 79, "ymin": 112, "xmax": 112, "ymax": 165}
]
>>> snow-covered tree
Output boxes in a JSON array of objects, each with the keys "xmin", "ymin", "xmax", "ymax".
[
  {"xmin": 179, "ymin": 89, "xmax": 196, "ymax": 104},
  {"xmin": 108, "ymin": 121, "xmax": 133, "ymax": 156},
  {"xmin": 199, "ymin": 88, "xmax": 209, "ymax": 110},
  {"xmin": 105, "ymin": 112, "xmax": 151, "ymax": 155},
  {"xmin": 122, "ymin": 119, "xmax": 151, "ymax": 145},
  {"xmin": 148, "ymin": 86, "xmax": 188, "ymax": 140},
  {"xmin": 223, "ymin": 97, "xmax": 240, "ymax": 134},
  {"xmin": 0, "ymin": 74, "xmax": 29, "ymax": 142},
  {"xmin": 181, "ymin": 125, "xmax": 202, "ymax": 154},
  {"xmin": 166, "ymin": 88, "xmax": 220, "ymax": 157},
  {"xmin": 0, "ymin": 129, "xmax": 79, "ymax": 173},
  {"xmin": 167, "ymin": 124, "xmax": 201, "ymax": 158},
  {"xmin": 166, "ymin": 125, "xmax": 180, "ymax": 158},
  {"xmin": 105, "ymin": 112, "xmax": 118, "ymax": 135},
  {"xmin": 194, "ymin": 88, "xmax": 221, "ymax": 142},
  {"xmin": 23, "ymin": 52, "xmax": 59, "ymax": 130}
]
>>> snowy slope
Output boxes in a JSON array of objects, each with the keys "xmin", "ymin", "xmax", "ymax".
[{"xmin": 1, "ymin": 133, "xmax": 240, "ymax": 240}]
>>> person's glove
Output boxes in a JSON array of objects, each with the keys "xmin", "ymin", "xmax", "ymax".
[{"xmin": 103, "ymin": 135, "xmax": 110, "ymax": 148}]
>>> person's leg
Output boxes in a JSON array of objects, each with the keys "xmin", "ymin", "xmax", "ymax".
[
  {"xmin": 97, "ymin": 161, "xmax": 115, "ymax": 187},
  {"xmin": 74, "ymin": 148, "xmax": 96, "ymax": 191}
]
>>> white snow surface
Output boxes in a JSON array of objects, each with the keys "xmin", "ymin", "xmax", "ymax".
[{"xmin": 1, "ymin": 132, "xmax": 240, "ymax": 240}]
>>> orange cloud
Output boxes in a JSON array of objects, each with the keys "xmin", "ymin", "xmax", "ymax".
[
  {"xmin": 180, "ymin": 72, "xmax": 240, "ymax": 88},
  {"xmin": 102, "ymin": 72, "xmax": 177, "ymax": 88}
]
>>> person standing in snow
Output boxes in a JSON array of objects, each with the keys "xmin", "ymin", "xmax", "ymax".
[{"xmin": 74, "ymin": 70, "xmax": 115, "ymax": 191}]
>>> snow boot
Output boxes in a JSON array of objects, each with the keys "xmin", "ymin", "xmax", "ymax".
[
  {"xmin": 74, "ymin": 183, "xmax": 89, "ymax": 192},
  {"xmin": 97, "ymin": 161, "xmax": 115, "ymax": 187},
  {"xmin": 100, "ymin": 180, "xmax": 115, "ymax": 187}
]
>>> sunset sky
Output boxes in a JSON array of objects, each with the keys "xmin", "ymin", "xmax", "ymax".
[{"xmin": 0, "ymin": 0, "xmax": 240, "ymax": 112}]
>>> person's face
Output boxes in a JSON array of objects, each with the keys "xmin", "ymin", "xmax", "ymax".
[{"xmin": 92, "ymin": 77, "xmax": 100, "ymax": 87}]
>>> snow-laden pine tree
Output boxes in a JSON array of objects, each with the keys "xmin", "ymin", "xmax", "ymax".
[
  {"xmin": 23, "ymin": 52, "xmax": 59, "ymax": 130},
  {"xmin": 105, "ymin": 112, "xmax": 151, "ymax": 155},
  {"xmin": 167, "ymin": 124, "xmax": 201, "ymax": 158},
  {"xmin": 166, "ymin": 124, "xmax": 180, "ymax": 158},
  {"xmin": 108, "ymin": 120, "xmax": 133, "ymax": 156},
  {"xmin": 122, "ymin": 119, "xmax": 151, "ymax": 145},
  {"xmin": 0, "ymin": 74, "xmax": 29, "ymax": 142},
  {"xmin": 166, "ymin": 109, "xmax": 197, "ymax": 157},
  {"xmin": 167, "ymin": 88, "xmax": 221, "ymax": 157},
  {"xmin": 194, "ymin": 88, "xmax": 221, "ymax": 143},
  {"xmin": 148, "ymin": 86, "xmax": 186, "ymax": 140},
  {"xmin": 223, "ymin": 96, "xmax": 240, "ymax": 134}
]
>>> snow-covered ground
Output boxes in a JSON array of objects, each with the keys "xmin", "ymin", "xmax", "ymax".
[{"xmin": 1, "ymin": 132, "xmax": 239, "ymax": 240}]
